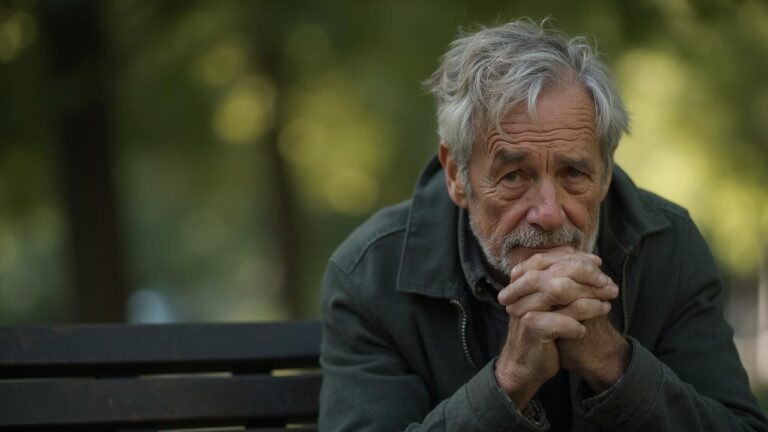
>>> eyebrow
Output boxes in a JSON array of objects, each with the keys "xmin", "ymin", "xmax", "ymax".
[
  {"xmin": 490, "ymin": 149, "xmax": 529, "ymax": 173},
  {"xmin": 554, "ymin": 154, "xmax": 597, "ymax": 176}
]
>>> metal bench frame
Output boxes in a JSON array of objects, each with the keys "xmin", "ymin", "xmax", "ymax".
[{"xmin": 0, "ymin": 321, "xmax": 322, "ymax": 431}]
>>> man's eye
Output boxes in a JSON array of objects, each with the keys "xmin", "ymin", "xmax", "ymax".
[
  {"xmin": 563, "ymin": 168, "xmax": 586, "ymax": 179},
  {"xmin": 502, "ymin": 171, "xmax": 522, "ymax": 183}
]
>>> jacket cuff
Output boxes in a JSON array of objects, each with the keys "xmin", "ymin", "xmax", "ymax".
[
  {"xmin": 455, "ymin": 358, "xmax": 550, "ymax": 431},
  {"xmin": 575, "ymin": 336, "xmax": 663, "ymax": 430}
]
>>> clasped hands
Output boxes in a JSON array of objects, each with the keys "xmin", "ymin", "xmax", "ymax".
[{"xmin": 493, "ymin": 247, "xmax": 630, "ymax": 408}]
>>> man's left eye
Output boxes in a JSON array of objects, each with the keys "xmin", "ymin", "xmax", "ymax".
[
  {"xmin": 502, "ymin": 171, "xmax": 522, "ymax": 183},
  {"xmin": 563, "ymin": 168, "xmax": 586, "ymax": 179}
]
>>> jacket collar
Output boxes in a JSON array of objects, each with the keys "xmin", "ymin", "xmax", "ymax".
[
  {"xmin": 396, "ymin": 156, "xmax": 467, "ymax": 299},
  {"xmin": 597, "ymin": 166, "xmax": 670, "ymax": 276},
  {"xmin": 396, "ymin": 155, "xmax": 670, "ymax": 298}
]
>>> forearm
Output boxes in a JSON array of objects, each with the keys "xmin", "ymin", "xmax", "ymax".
[
  {"xmin": 575, "ymin": 338, "xmax": 768, "ymax": 432},
  {"xmin": 559, "ymin": 316, "xmax": 630, "ymax": 393},
  {"xmin": 407, "ymin": 360, "xmax": 549, "ymax": 432},
  {"xmin": 322, "ymin": 358, "xmax": 549, "ymax": 432}
]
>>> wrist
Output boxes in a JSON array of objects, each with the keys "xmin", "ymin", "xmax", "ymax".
[
  {"xmin": 494, "ymin": 358, "xmax": 545, "ymax": 408},
  {"xmin": 582, "ymin": 337, "xmax": 630, "ymax": 392}
]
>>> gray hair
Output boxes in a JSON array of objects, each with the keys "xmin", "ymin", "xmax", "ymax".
[{"xmin": 425, "ymin": 19, "xmax": 629, "ymax": 187}]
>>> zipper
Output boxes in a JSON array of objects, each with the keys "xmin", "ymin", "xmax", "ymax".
[
  {"xmin": 619, "ymin": 246, "xmax": 634, "ymax": 335},
  {"xmin": 449, "ymin": 298, "xmax": 478, "ymax": 371},
  {"xmin": 602, "ymin": 214, "xmax": 635, "ymax": 336}
]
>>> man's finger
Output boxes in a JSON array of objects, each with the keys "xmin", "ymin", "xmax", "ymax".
[
  {"xmin": 550, "ymin": 257, "xmax": 614, "ymax": 288},
  {"xmin": 554, "ymin": 298, "xmax": 611, "ymax": 321},
  {"xmin": 519, "ymin": 311, "xmax": 586, "ymax": 340},
  {"xmin": 509, "ymin": 248, "xmax": 602, "ymax": 282},
  {"xmin": 499, "ymin": 270, "xmax": 543, "ymax": 305},
  {"xmin": 499, "ymin": 273, "xmax": 618, "ymax": 307},
  {"xmin": 504, "ymin": 281, "xmax": 616, "ymax": 316}
]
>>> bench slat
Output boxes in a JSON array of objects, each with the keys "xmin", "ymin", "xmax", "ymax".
[
  {"xmin": 0, "ymin": 374, "xmax": 321, "ymax": 430},
  {"xmin": 0, "ymin": 321, "xmax": 321, "ymax": 377}
]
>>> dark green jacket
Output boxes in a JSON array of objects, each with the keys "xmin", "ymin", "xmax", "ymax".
[{"xmin": 319, "ymin": 156, "xmax": 768, "ymax": 431}]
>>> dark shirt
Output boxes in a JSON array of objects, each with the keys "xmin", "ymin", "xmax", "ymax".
[{"xmin": 457, "ymin": 208, "xmax": 573, "ymax": 430}]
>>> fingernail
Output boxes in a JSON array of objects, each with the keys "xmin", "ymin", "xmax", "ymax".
[
  {"xmin": 602, "ymin": 302, "xmax": 612, "ymax": 313},
  {"xmin": 598, "ymin": 274, "xmax": 610, "ymax": 285},
  {"xmin": 579, "ymin": 326, "xmax": 587, "ymax": 338}
]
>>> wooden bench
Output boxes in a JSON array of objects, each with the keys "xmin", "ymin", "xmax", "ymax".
[{"xmin": 0, "ymin": 320, "xmax": 322, "ymax": 431}]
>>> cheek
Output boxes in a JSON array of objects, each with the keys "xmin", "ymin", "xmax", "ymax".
[
  {"xmin": 478, "ymin": 198, "xmax": 528, "ymax": 237},
  {"xmin": 562, "ymin": 195, "xmax": 601, "ymax": 230}
]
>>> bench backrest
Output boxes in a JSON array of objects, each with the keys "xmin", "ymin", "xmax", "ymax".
[{"xmin": 0, "ymin": 320, "xmax": 322, "ymax": 431}]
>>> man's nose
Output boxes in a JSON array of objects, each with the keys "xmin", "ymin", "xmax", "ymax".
[{"xmin": 525, "ymin": 179, "xmax": 565, "ymax": 231}]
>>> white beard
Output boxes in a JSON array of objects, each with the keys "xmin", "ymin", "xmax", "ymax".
[{"xmin": 468, "ymin": 210, "xmax": 600, "ymax": 277}]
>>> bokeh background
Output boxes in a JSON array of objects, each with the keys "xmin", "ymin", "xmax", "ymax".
[{"xmin": 0, "ymin": 0, "xmax": 766, "ymax": 408}]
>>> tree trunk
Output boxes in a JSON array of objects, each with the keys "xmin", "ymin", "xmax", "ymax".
[
  {"xmin": 39, "ymin": 0, "xmax": 129, "ymax": 322},
  {"xmin": 261, "ymin": 47, "xmax": 303, "ymax": 319}
]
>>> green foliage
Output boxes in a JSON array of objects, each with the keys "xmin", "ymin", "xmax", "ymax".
[{"xmin": 0, "ymin": 0, "xmax": 766, "ymax": 327}]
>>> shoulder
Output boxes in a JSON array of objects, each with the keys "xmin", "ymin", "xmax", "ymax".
[
  {"xmin": 329, "ymin": 199, "xmax": 411, "ymax": 275},
  {"xmin": 636, "ymin": 188, "xmax": 692, "ymax": 227},
  {"xmin": 633, "ymin": 188, "xmax": 719, "ymax": 292},
  {"xmin": 606, "ymin": 166, "xmax": 697, "ymax": 241}
]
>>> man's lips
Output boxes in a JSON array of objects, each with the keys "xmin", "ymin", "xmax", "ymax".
[{"xmin": 523, "ymin": 247, "xmax": 558, "ymax": 252}]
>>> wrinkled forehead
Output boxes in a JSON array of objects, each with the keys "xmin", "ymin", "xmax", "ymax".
[{"xmin": 477, "ymin": 83, "xmax": 598, "ymax": 151}]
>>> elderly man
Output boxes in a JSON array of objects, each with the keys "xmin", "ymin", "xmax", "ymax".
[{"xmin": 319, "ymin": 20, "xmax": 768, "ymax": 431}]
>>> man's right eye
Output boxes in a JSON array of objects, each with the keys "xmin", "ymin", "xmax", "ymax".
[{"xmin": 503, "ymin": 171, "xmax": 521, "ymax": 182}]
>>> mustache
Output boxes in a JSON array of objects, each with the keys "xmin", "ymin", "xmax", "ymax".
[{"xmin": 498, "ymin": 224, "xmax": 584, "ymax": 252}]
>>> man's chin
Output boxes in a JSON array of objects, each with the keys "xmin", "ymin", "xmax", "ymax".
[{"xmin": 503, "ymin": 245, "xmax": 582, "ymax": 268}]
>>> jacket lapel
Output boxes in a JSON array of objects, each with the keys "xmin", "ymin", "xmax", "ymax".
[
  {"xmin": 396, "ymin": 156, "xmax": 467, "ymax": 300},
  {"xmin": 599, "ymin": 166, "xmax": 670, "ymax": 332}
]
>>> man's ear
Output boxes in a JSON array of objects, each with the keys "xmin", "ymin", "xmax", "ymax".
[
  {"xmin": 438, "ymin": 142, "xmax": 469, "ymax": 208},
  {"xmin": 600, "ymin": 162, "xmax": 614, "ymax": 202}
]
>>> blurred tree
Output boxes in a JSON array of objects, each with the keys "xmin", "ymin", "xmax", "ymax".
[
  {"xmin": 0, "ymin": 0, "xmax": 766, "ymax": 329},
  {"xmin": 38, "ymin": 0, "xmax": 129, "ymax": 322}
]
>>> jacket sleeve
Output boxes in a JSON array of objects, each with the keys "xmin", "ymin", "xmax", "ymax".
[
  {"xmin": 575, "ymin": 218, "xmax": 768, "ymax": 431},
  {"xmin": 318, "ymin": 260, "xmax": 548, "ymax": 432}
]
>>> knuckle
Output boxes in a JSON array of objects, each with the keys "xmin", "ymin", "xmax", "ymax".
[
  {"xmin": 548, "ymin": 282, "xmax": 564, "ymax": 302},
  {"xmin": 521, "ymin": 270, "xmax": 535, "ymax": 284},
  {"xmin": 520, "ymin": 312, "xmax": 540, "ymax": 329},
  {"xmin": 510, "ymin": 271, "xmax": 531, "ymax": 287},
  {"xmin": 577, "ymin": 258, "xmax": 593, "ymax": 272},
  {"xmin": 507, "ymin": 304, "xmax": 522, "ymax": 317},
  {"xmin": 542, "ymin": 288, "xmax": 558, "ymax": 307},
  {"xmin": 561, "ymin": 260, "xmax": 577, "ymax": 276},
  {"xmin": 549, "ymin": 279, "xmax": 570, "ymax": 303},
  {"xmin": 555, "ymin": 258, "xmax": 571, "ymax": 272},
  {"xmin": 572, "ymin": 299, "xmax": 587, "ymax": 317},
  {"xmin": 527, "ymin": 270, "xmax": 543, "ymax": 286}
]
